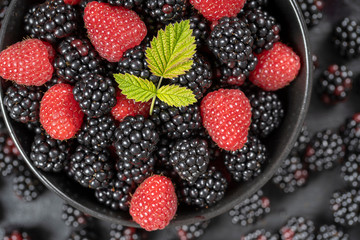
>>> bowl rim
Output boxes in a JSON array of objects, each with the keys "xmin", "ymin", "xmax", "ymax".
[{"xmin": 0, "ymin": 0, "xmax": 312, "ymax": 228}]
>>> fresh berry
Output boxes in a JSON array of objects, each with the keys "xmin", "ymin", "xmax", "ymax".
[
  {"xmin": 84, "ymin": 2, "xmax": 147, "ymax": 62},
  {"xmin": 64, "ymin": 0, "xmax": 81, "ymax": 5},
  {"xmin": 0, "ymin": 135, "xmax": 22, "ymax": 177},
  {"xmin": 3, "ymin": 230, "xmax": 32, "ymax": 240},
  {"xmin": 341, "ymin": 153, "xmax": 360, "ymax": 188},
  {"xmin": 4, "ymin": 84, "xmax": 43, "ymax": 123},
  {"xmin": 201, "ymin": 88, "xmax": 251, "ymax": 151},
  {"xmin": 109, "ymin": 224, "xmax": 146, "ymax": 240},
  {"xmin": 279, "ymin": 217, "xmax": 315, "ymax": 240},
  {"xmin": 330, "ymin": 188, "xmax": 360, "ymax": 227},
  {"xmin": 106, "ymin": 0, "xmax": 143, "ymax": 9},
  {"xmin": 304, "ymin": 129, "xmax": 345, "ymax": 172},
  {"xmin": 130, "ymin": 175, "xmax": 177, "ymax": 231},
  {"xmin": 77, "ymin": 115, "xmax": 116, "ymax": 152},
  {"xmin": 62, "ymin": 203, "xmax": 93, "ymax": 228},
  {"xmin": 249, "ymin": 42, "xmax": 301, "ymax": 91},
  {"xmin": 144, "ymin": 0, "xmax": 187, "ymax": 24},
  {"xmin": 70, "ymin": 145, "xmax": 114, "ymax": 189},
  {"xmin": 54, "ymin": 36, "xmax": 105, "ymax": 83},
  {"xmin": 316, "ymin": 224, "xmax": 349, "ymax": 240},
  {"xmin": 13, "ymin": 165, "xmax": 45, "ymax": 202},
  {"xmin": 73, "ymin": 74, "xmax": 116, "ymax": 117},
  {"xmin": 176, "ymin": 220, "xmax": 211, "ymax": 240},
  {"xmin": 229, "ymin": 190, "xmax": 270, "ymax": 226},
  {"xmin": 291, "ymin": 125, "xmax": 311, "ymax": 156},
  {"xmin": 24, "ymin": 0, "xmax": 78, "ymax": 43},
  {"xmin": 243, "ymin": 0, "xmax": 268, "ymax": 10},
  {"xmin": 317, "ymin": 64, "xmax": 353, "ymax": 104},
  {"xmin": 40, "ymin": 83, "xmax": 84, "ymax": 140},
  {"xmin": 0, "ymin": 39, "xmax": 54, "ymax": 86},
  {"xmin": 333, "ymin": 17, "xmax": 360, "ymax": 58},
  {"xmin": 340, "ymin": 113, "xmax": 360, "ymax": 154},
  {"xmin": 188, "ymin": 12, "xmax": 210, "ymax": 46},
  {"xmin": 67, "ymin": 228, "xmax": 96, "ymax": 240},
  {"xmin": 30, "ymin": 133, "xmax": 70, "ymax": 172},
  {"xmin": 241, "ymin": 229, "xmax": 279, "ymax": 240},
  {"xmin": 189, "ymin": 0, "xmax": 246, "ymax": 21},
  {"xmin": 296, "ymin": 0, "xmax": 324, "ymax": 28}
]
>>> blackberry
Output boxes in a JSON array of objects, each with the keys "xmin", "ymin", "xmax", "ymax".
[
  {"xmin": 169, "ymin": 138, "xmax": 210, "ymax": 184},
  {"xmin": 224, "ymin": 135, "xmax": 267, "ymax": 182},
  {"xmin": 279, "ymin": 217, "xmax": 315, "ymax": 240},
  {"xmin": 179, "ymin": 166, "xmax": 227, "ymax": 208},
  {"xmin": 242, "ymin": 229, "xmax": 279, "ymax": 240},
  {"xmin": 188, "ymin": 12, "xmax": 210, "ymax": 46},
  {"xmin": 24, "ymin": 0, "xmax": 78, "ymax": 44},
  {"xmin": 70, "ymin": 145, "xmax": 114, "ymax": 189},
  {"xmin": 341, "ymin": 153, "xmax": 360, "ymax": 188},
  {"xmin": 316, "ymin": 224, "xmax": 349, "ymax": 240},
  {"xmin": 106, "ymin": 0, "xmax": 143, "ymax": 8},
  {"xmin": 73, "ymin": 74, "xmax": 117, "ymax": 117},
  {"xmin": 67, "ymin": 228, "xmax": 96, "ymax": 240},
  {"xmin": 4, "ymin": 84, "xmax": 43, "ymax": 123},
  {"xmin": 0, "ymin": 134, "xmax": 22, "ymax": 177},
  {"xmin": 340, "ymin": 113, "xmax": 360, "ymax": 154},
  {"xmin": 77, "ymin": 115, "xmax": 116, "ymax": 152},
  {"xmin": 3, "ymin": 230, "xmax": 31, "ymax": 240},
  {"xmin": 62, "ymin": 203, "xmax": 93, "ymax": 228},
  {"xmin": 13, "ymin": 165, "xmax": 45, "ymax": 202},
  {"xmin": 292, "ymin": 125, "xmax": 311, "ymax": 157},
  {"xmin": 110, "ymin": 224, "xmax": 146, "ymax": 240},
  {"xmin": 229, "ymin": 190, "xmax": 270, "ymax": 226},
  {"xmin": 169, "ymin": 54, "xmax": 212, "ymax": 100},
  {"xmin": 155, "ymin": 137, "xmax": 174, "ymax": 167},
  {"xmin": 54, "ymin": 36, "xmax": 105, "ymax": 83},
  {"xmin": 243, "ymin": 0, "xmax": 268, "ymax": 10},
  {"xmin": 330, "ymin": 189, "xmax": 360, "ymax": 227},
  {"xmin": 26, "ymin": 121, "xmax": 44, "ymax": 135},
  {"xmin": 304, "ymin": 129, "xmax": 345, "ymax": 171},
  {"xmin": 95, "ymin": 179, "xmax": 133, "ymax": 211},
  {"xmin": 0, "ymin": 1, "xmax": 10, "ymax": 29},
  {"xmin": 151, "ymin": 100, "xmax": 202, "ymax": 139},
  {"xmin": 30, "ymin": 133, "xmax": 70, "ymax": 172},
  {"xmin": 333, "ymin": 18, "xmax": 360, "ymax": 58},
  {"xmin": 219, "ymin": 53, "xmax": 258, "ymax": 82},
  {"xmin": 241, "ymin": 8, "xmax": 281, "ymax": 54},
  {"xmin": 317, "ymin": 64, "xmax": 353, "ymax": 104},
  {"xmin": 114, "ymin": 115, "xmax": 159, "ymax": 164},
  {"xmin": 176, "ymin": 220, "xmax": 211, "ymax": 240},
  {"xmin": 247, "ymin": 89, "xmax": 284, "ymax": 138},
  {"xmin": 296, "ymin": 0, "xmax": 324, "ymax": 28},
  {"xmin": 144, "ymin": 0, "xmax": 187, "ymax": 24}
]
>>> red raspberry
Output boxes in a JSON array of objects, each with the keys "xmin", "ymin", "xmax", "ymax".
[
  {"xmin": 130, "ymin": 175, "xmax": 177, "ymax": 231},
  {"xmin": 84, "ymin": 2, "xmax": 147, "ymax": 62},
  {"xmin": 64, "ymin": 0, "xmax": 81, "ymax": 5},
  {"xmin": 249, "ymin": 42, "xmax": 301, "ymax": 91},
  {"xmin": 111, "ymin": 90, "xmax": 151, "ymax": 122},
  {"xmin": 190, "ymin": 0, "xmax": 246, "ymax": 21},
  {"xmin": 40, "ymin": 83, "xmax": 84, "ymax": 140},
  {"xmin": 0, "ymin": 39, "xmax": 54, "ymax": 86},
  {"xmin": 200, "ymin": 89, "xmax": 251, "ymax": 151}
]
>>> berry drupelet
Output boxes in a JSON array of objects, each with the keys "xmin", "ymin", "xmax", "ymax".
[
  {"xmin": 24, "ymin": 0, "xmax": 78, "ymax": 44},
  {"xmin": 13, "ymin": 165, "xmax": 45, "ymax": 202},
  {"xmin": 330, "ymin": 188, "xmax": 360, "ymax": 227},
  {"xmin": 291, "ymin": 125, "xmax": 311, "ymax": 156},
  {"xmin": 73, "ymin": 74, "xmax": 117, "ymax": 117},
  {"xmin": 144, "ymin": 0, "xmax": 187, "ymax": 24},
  {"xmin": 243, "ymin": 0, "xmax": 268, "ymax": 10},
  {"xmin": 4, "ymin": 84, "xmax": 43, "ymax": 123},
  {"xmin": 296, "ymin": 0, "xmax": 324, "ymax": 28},
  {"xmin": 176, "ymin": 220, "xmax": 211, "ymax": 240},
  {"xmin": 340, "ymin": 113, "xmax": 360, "ymax": 154},
  {"xmin": 62, "ymin": 203, "xmax": 93, "ymax": 228},
  {"xmin": 188, "ymin": 12, "xmax": 210, "ymax": 47},
  {"xmin": 341, "ymin": 153, "xmax": 360, "ymax": 188},
  {"xmin": 279, "ymin": 217, "xmax": 315, "ymax": 240},
  {"xmin": 3, "ymin": 229, "xmax": 32, "ymax": 240},
  {"xmin": 242, "ymin": 229, "xmax": 279, "ymax": 240},
  {"xmin": 316, "ymin": 224, "xmax": 349, "ymax": 240},
  {"xmin": 333, "ymin": 18, "xmax": 360, "ymax": 58},
  {"xmin": 229, "ymin": 190, "xmax": 270, "ymax": 226},
  {"xmin": 110, "ymin": 224, "xmax": 146, "ymax": 240}
]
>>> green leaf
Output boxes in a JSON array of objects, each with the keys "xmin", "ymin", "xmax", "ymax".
[
  {"xmin": 113, "ymin": 73, "xmax": 156, "ymax": 102},
  {"xmin": 157, "ymin": 84, "xmax": 197, "ymax": 107},
  {"xmin": 146, "ymin": 20, "xmax": 196, "ymax": 79}
]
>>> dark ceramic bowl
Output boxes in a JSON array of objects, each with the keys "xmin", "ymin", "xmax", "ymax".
[{"xmin": 0, "ymin": 0, "xmax": 312, "ymax": 227}]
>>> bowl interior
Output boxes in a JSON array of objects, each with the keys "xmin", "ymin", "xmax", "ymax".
[{"xmin": 0, "ymin": 0, "xmax": 312, "ymax": 227}]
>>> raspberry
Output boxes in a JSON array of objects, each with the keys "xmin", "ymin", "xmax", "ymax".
[
  {"xmin": 109, "ymin": 224, "xmax": 146, "ymax": 240},
  {"xmin": 84, "ymin": 2, "xmax": 147, "ymax": 62},
  {"xmin": 40, "ymin": 83, "xmax": 84, "ymax": 140},
  {"xmin": 129, "ymin": 175, "xmax": 177, "ymax": 231},
  {"xmin": 67, "ymin": 228, "xmax": 97, "ymax": 240},
  {"xmin": 0, "ymin": 39, "xmax": 54, "ymax": 86},
  {"xmin": 280, "ymin": 217, "xmax": 315, "ymax": 240},
  {"xmin": 13, "ymin": 165, "xmax": 45, "ymax": 202},
  {"xmin": 341, "ymin": 153, "xmax": 360, "ymax": 188},
  {"xmin": 176, "ymin": 220, "xmax": 211, "ymax": 240},
  {"xmin": 340, "ymin": 113, "xmax": 360, "ymax": 154},
  {"xmin": 249, "ymin": 42, "xmax": 301, "ymax": 91},
  {"xmin": 200, "ymin": 88, "xmax": 252, "ymax": 151},
  {"xmin": 189, "ymin": 0, "xmax": 246, "ymax": 21}
]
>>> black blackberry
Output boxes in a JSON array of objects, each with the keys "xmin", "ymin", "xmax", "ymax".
[
  {"xmin": 291, "ymin": 125, "xmax": 311, "ymax": 157},
  {"xmin": 243, "ymin": 0, "xmax": 268, "ymax": 10},
  {"xmin": 154, "ymin": 137, "xmax": 174, "ymax": 167},
  {"xmin": 0, "ymin": 134, "xmax": 22, "ymax": 177},
  {"xmin": 304, "ymin": 129, "xmax": 345, "ymax": 172},
  {"xmin": 110, "ymin": 224, "xmax": 146, "ymax": 240},
  {"xmin": 179, "ymin": 166, "xmax": 227, "ymax": 208},
  {"xmin": 144, "ymin": 0, "xmax": 187, "ymax": 24},
  {"xmin": 330, "ymin": 189, "xmax": 360, "ymax": 227},
  {"xmin": 341, "ymin": 153, "xmax": 360, "ymax": 188},
  {"xmin": 4, "ymin": 84, "xmax": 43, "ymax": 123},
  {"xmin": 316, "ymin": 224, "xmax": 349, "ymax": 240},
  {"xmin": 169, "ymin": 138, "xmax": 210, "ymax": 183},
  {"xmin": 333, "ymin": 18, "xmax": 360, "ymax": 58},
  {"xmin": 30, "ymin": 133, "xmax": 70, "ymax": 172},
  {"xmin": 106, "ymin": 0, "xmax": 143, "ymax": 8},
  {"xmin": 95, "ymin": 179, "xmax": 133, "ymax": 211},
  {"xmin": 24, "ymin": 0, "xmax": 78, "ymax": 44},
  {"xmin": 317, "ymin": 64, "xmax": 353, "ymax": 105},
  {"xmin": 73, "ymin": 74, "xmax": 117, "ymax": 117},
  {"xmin": 62, "ymin": 203, "xmax": 93, "ymax": 228},
  {"xmin": 176, "ymin": 220, "xmax": 211, "ymax": 240},
  {"xmin": 224, "ymin": 135, "xmax": 267, "ymax": 182},
  {"xmin": 54, "ymin": 36, "xmax": 105, "ymax": 83},
  {"xmin": 340, "ymin": 113, "xmax": 360, "ymax": 154},
  {"xmin": 77, "ymin": 115, "xmax": 116, "ymax": 152},
  {"xmin": 169, "ymin": 54, "xmax": 212, "ymax": 100},
  {"xmin": 67, "ymin": 228, "xmax": 96, "ymax": 240},
  {"xmin": 208, "ymin": 17, "xmax": 254, "ymax": 64},
  {"xmin": 3, "ymin": 229, "xmax": 31, "ymax": 240},
  {"xmin": 114, "ymin": 115, "xmax": 159, "ymax": 164},
  {"xmin": 296, "ymin": 0, "xmax": 324, "ymax": 28},
  {"xmin": 241, "ymin": 8, "xmax": 281, "ymax": 54},
  {"xmin": 242, "ymin": 229, "xmax": 279, "ymax": 240},
  {"xmin": 151, "ymin": 100, "xmax": 202, "ymax": 139},
  {"xmin": 0, "ymin": 1, "xmax": 10, "ymax": 29},
  {"xmin": 229, "ymin": 190, "xmax": 270, "ymax": 226},
  {"xmin": 247, "ymin": 89, "xmax": 284, "ymax": 138},
  {"xmin": 188, "ymin": 12, "xmax": 210, "ymax": 47},
  {"xmin": 70, "ymin": 145, "xmax": 114, "ymax": 189},
  {"xmin": 13, "ymin": 165, "xmax": 45, "ymax": 202},
  {"xmin": 219, "ymin": 53, "xmax": 258, "ymax": 82},
  {"xmin": 279, "ymin": 217, "xmax": 315, "ymax": 240}
]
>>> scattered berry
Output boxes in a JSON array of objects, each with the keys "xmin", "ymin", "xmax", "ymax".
[
  {"xmin": 333, "ymin": 18, "xmax": 360, "ymax": 58},
  {"xmin": 176, "ymin": 220, "xmax": 211, "ymax": 240},
  {"xmin": 340, "ymin": 113, "xmax": 360, "ymax": 154},
  {"xmin": 62, "ymin": 203, "xmax": 93, "ymax": 228},
  {"xmin": 316, "ymin": 224, "xmax": 349, "ymax": 240},
  {"xmin": 341, "ymin": 153, "xmax": 360, "ymax": 188},
  {"xmin": 279, "ymin": 217, "xmax": 315, "ymax": 240},
  {"xmin": 13, "ymin": 165, "xmax": 45, "ymax": 202},
  {"xmin": 296, "ymin": 0, "xmax": 324, "ymax": 28},
  {"xmin": 109, "ymin": 224, "xmax": 146, "ymax": 240},
  {"xmin": 67, "ymin": 227, "xmax": 96, "ymax": 240},
  {"xmin": 330, "ymin": 188, "xmax": 360, "ymax": 227},
  {"xmin": 242, "ymin": 229, "xmax": 279, "ymax": 240}
]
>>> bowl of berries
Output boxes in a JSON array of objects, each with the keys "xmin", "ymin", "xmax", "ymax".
[{"xmin": 0, "ymin": 0, "xmax": 311, "ymax": 231}]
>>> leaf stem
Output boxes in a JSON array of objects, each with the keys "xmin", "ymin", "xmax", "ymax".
[{"xmin": 149, "ymin": 76, "xmax": 164, "ymax": 115}]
